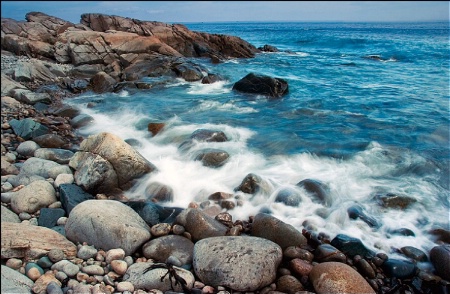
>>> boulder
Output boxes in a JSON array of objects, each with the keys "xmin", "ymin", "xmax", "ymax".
[
  {"xmin": 69, "ymin": 132, "xmax": 156, "ymax": 193},
  {"xmin": 10, "ymin": 180, "xmax": 57, "ymax": 214},
  {"xmin": 142, "ymin": 235, "xmax": 194, "ymax": 266},
  {"xmin": 193, "ymin": 236, "xmax": 282, "ymax": 291},
  {"xmin": 251, "ymin": 213, "xmax": 307, "ymax": 250},
  {"xmin": 65, "ymin": 199, "xmax": 151, "ymax": 255},
  {"xmin": 233, "ymin": 73, "xmax": 288, "ymax": 98},
  {"xmin": 309, "ymin": 262, "xmax": 375, "ymax": 294}
]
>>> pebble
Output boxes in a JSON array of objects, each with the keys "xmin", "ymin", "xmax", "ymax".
[
  {"xmin": 110, "ymin": 259, "xmax": 128, "ymax": 275},
  {"xmin": 48, "ymin": 249, "xmax": 65, "ymax": 263}
]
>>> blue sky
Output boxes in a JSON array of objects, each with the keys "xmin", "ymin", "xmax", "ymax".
[{"xmin": 1, "ymin": 1, "xmax": 449, "ymax": 23}]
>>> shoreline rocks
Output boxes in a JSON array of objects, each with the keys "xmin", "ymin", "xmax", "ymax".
[{"xmin": 1, "ymin": 11, "xmax": 450, "ymax": 294}]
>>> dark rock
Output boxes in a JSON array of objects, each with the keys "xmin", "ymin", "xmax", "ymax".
[
  {"xmin": 429, "ymin": 227, "xmax": 450, "ymax": 244},
  {"xmin": 125, "ymin": 201, "xmax": 183, "ymax": 226},
  {"xmin": 314, "ymin": 244, "xmax": 347, "ymax": 263},
  {"xmin": 274, "ymin": 187, "xmax": 302, "ymax": 207},
  {"xmin": 330, "ymin": 234, "xmax": 376, "ymax": 259},
  {"xmin": 381, "ymin": 258, "xmax": 417, "ymax": 279},
  {"xmin": 258, "ymin": 44, "xmax": 279, "ymax": 52},
  {"xmin": 430, "ymin": 245, "xmax": 450, "ymax": 280},
  {"xmin": 144, "ymin": 182, "xmax": 174, "ymax": 203},
  {"xmin": 347, "ymin": 204, "xmax": 380, "ymax": 228},
  {"xmin": 194, "ymin": 148, "xmax": 230, "ymax": 167},
  {"xmin": 374, "ymin": 193, "xmax": 417, "ymax": 209},
  {"xmin": 172, "ymin": 62, "xmax": 204, "ymax": 81},
  {"xmin": 62, "ymin": 78, "xmax": 90, "ymax": 93},
  {"xmin": 355, "ymin": 258, "xmax": 376, "ymax": 279},
  {"xmin": 32, "ymin": 134, "xmax": 66, "ymax": 148},
  {"xmin": 9, "ymin": 118, "xmax": 49, "ymax": 140},
  {"xmin": 208, "ymin": 192, "xmax": 233, "ymax": 201},
  {"xmin": 38, "ymin": 208, "xmax": 66, "ymax": 228},
  {"xmin": 90, "ymin": 71, "xmax": 117, "ymax": 93},
  {"xmin": 50, "ymin": 104, "xmax": 81, "ymax": 119},
  {"xmin": 59, "ymin": 184, "xmax": 95, "ymax": 215},
  {"xmin": 388, "ymin": 228, "xmax": 416, "ymax": 237},
  {"xmin": 296, "ymin": 179, "xmax": 331, "ymax": 207},
  {"xmin": 400, "ymin": 246, "xmax": 428, "ymax": 262},
  {"xmin": 201, "ymin": 73, "xmax": 223, "ymax": 84},
  {"xmin": 183, "ymin": 208, "xmax": 228, "ymax": 242},
  {"xmin": 142, "ymin": 235, "xmax": 194, "ymax": 266},
  {"xmin": 148, "ymin": 122, "xmax": 165, "ymax": 136},
  {"xmin": 50, "ymin": 225, "xmax": 66, "ymax": 237},
  {"xmin": 70, "ymin": 114, "xmax": 94, "ymax": 129},
  {"xmin": 232, "ymin": 73, "xmax": 288, "ymax": 98},
  {"xmin": 190, "ymin": 129, "xmax": 228, "ymax": 142},
  {"xmin": 234, "ymin": 173, "xmax": 263, "ymax": 194},
  {"xmin": 251, "ymin": 212, "xmax": 307, "ymax": 250}
]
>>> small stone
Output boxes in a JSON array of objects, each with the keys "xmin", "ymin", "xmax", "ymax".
[
  {"xmin": 6, "ymin": 258, "xmax": 22, "ymax": 270},
  {"xmin": 105, "ymin": 248, "xmax": 125, "ymax": 264},
  {"xmin": 117, "ymin": 281, "xmax": 135, "ymax": 292},
  {"xmin": 110, "ymin": 260, "xmax": 128, "ymax": 275},
  {"xmin": 48, "ymin": 249, "xmax": 65, "ymax": 263},
  {"xmin": 172, "ymin": 224, "xmax": 185, "ymax": 235},
  {"xmin": 82, "ymin": 264, "xmax": 104, "ymax": 275},
  {"xmin": 150, "ymin": 223, "xmax": 171, "ymax": 237},
  {"xmin": 290, "ymin": 258, "xmax": 313, "ymax": 276},
  {"xmin": 27, "ymin": 267, "xmax": 42, "ymax": 281}
]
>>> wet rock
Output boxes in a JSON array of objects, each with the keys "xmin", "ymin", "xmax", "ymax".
[
  {"xmin": 193, "ymin": 236, "xmax": 282, "ymax": 291},
  {"xmin": 194, "ymin": 148, "xmax": 230, "ymax": 167},
  {"xmin": 70, "ymin": 113, "xmax": 94, "ymax": 129},
  {"xmin": 276, "ymin": 274, "xmax": 304, "ymax": 293},
  {"xmin": 182, "ymin": 208, "xmax": 228, "ymax": 241},
  {"xmin": 258, "ymin": 44, "xmax": 279, "ymax": 52},
  {"xmin": 251, "ymin": 212, "xmax": 307, "ymax": 250},
  {"xmin": 90, "ymin": 71, "xmax": 117, "ymax": 93},
  {"xmin": 144, "ymin": 182, "xmax": 174, "ymax": 203},
  {"xmin": 172, "ymin": 62, "xmax": 205, "ymax": 81},
  {"xmin": 347, "ymin": 204, "xmax": 380, "ymax": 228},
  {"xmin": 309, "ymin": 262, "xmax": 375, "ymax": 294},
  {"xmin": 430, "ymin": 244, "xmax": 450, "ymax": 280},
  {"xmin": 16, "ymin": 140, "xmax": 41, "ymax": 157},
  {"xmin": 374, "ymin": 193, "xmax": 417, "ymax": 209},
  {"xmin": 148, "ymin": 122, "xmax": 165, "ymax": 136},
  {"xmin": 201, "ymin": 73, "xmax": 223, "ymax": 84},
  {"xmin": 289, "ymin": 258, "xmax": 313, "ymax": 277},
  {"xmin": 235, "ymin": 173, "xmax": 272, "ymax": 195},
  {"xmin": 330, "ymin": 234, "xmax": 376, "ymax": 259},
  {"xmin": 233, "ymin": 73, "xmax": 288, "ymax": 98},
  {"xmin": 400, "ymin": 246, "xmax": 428, "ymax": 262},
  {"xmin": 274, "ymin": 187, "xmax": 302, "ymax": 206},
  {"xmin": 296, "ymin": 178, "xmax": 332, "ymax": 207},
  {"xmin": 355, "ymin": 258, "xmax": 376, "ymax": 279},
  {"xmin": 381, "ymin": 258, "xmax": 417, "ymax": 279},
  {"xmin": 190, "ymin": 129, "xmax": 228, "ymax": 142},
  {"xmin": 314, "ymin": 244, "xmax": 347, "ymax": 263}
]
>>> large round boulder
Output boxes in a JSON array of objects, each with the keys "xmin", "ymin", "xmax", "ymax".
[
  {"xmin": 193, "ymin": 236, "xmax": 282, "ymax": 291},
  {"xmin": 65, "ymin": 199, "xmax": 151, "ymax": 256}
]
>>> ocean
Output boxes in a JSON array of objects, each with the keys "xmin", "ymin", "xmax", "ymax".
[{"xmin": 66, "ymin": 21, "xmax": 449, "ymax": 258}]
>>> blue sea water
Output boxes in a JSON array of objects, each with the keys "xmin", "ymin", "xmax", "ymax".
[{"xmin": 68, "ymin": 22, "xmax": 449, "ymax": 257}]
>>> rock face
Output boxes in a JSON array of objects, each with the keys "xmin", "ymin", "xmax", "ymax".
[
  {"xmin": 65, "ymin": 199, "xmax": 151, "ymax": 256},
  {"xmin": 193, "ymin": 236, "xmax": 283, "ymax": 291},
  {"xmin": 69, "ymin": 132, "xmax": 156, "ymax": 193},
  {"xmin": 1, "ymin": 12, "xmax": 260, "ymax": 91},
  {"xmin": 233, "ymin": 73, "xmax": 289, "ymax": 98}
]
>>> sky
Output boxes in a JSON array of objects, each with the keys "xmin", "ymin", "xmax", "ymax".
[{"xmin": 1, "ymin": 1, "xmax": 449, "ymax": 24}]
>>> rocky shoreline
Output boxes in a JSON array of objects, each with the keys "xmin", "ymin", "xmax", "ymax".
[{"xmin": 2, "ymin": 12, "xmax": 450, "ymax": 294}]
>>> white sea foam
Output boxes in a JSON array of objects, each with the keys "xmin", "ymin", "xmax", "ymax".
[
  {"xmin": 186, "ymin": 80, "xmax": 231, "ymax": 95},
  {"xmin": 188, "ymin": 99, "xmax": 258, "ymax": 114}
]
